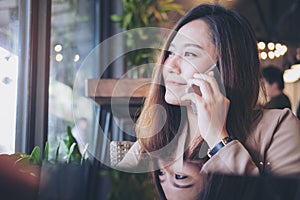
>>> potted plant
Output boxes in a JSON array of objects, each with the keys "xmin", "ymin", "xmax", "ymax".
[
  {"xmin": 111, "ymin": 0, "xmax": 184, "ymax": 77},
  {"xmin": 0, "ymin": 126, "xmax": 157, "ymax": 199},
  {"xmin": 0, "ymin": 125, "xmax": 87, "ymax": 199}
]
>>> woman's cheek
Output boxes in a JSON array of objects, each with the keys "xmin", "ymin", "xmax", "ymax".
[{"xmin": 164, "ymin": 86, "xmax": 190, "ymax": 106}]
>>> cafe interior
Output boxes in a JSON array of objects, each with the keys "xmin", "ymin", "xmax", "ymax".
[{"xmin": 0, "ymin": 0, "xmax": 300, "ymax": 199}]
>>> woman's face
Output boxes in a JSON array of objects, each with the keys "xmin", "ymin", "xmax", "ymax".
[
  {"xmin": 163, "ymin": 19, "xmax": 217, "ymax": 105},
  {"xmin": 158, "ymin": 160, "xmax": 205, "ymax": 200}
]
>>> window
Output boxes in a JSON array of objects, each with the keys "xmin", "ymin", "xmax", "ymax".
[
  {"xmin": 0, "ymin": 0, "xmax": 19, "ymax": 153},
  {"xmin": 6, "ymin": 0, "xmax": 120, "ymax": 157},
  {"xmin": 48, "ymin": 0, "xmax": 98, "ymax": 160}
]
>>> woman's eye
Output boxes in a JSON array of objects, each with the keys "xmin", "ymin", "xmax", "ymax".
[
  {"xmin": 184, "ymin": 52, "xmax": 197, "ymax": 57},
  {"xmin": 175, "ymin": 174, "xmax": 188, "ymax": 180},
  {"xmin": 158, "ymin": 170, "xmax": 166, "ymax": 176},
  {"xmin": 166, "ymin": 50, "xmax": 175, "ymax": 57}
]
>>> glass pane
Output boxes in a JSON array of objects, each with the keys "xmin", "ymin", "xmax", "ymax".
[
  {"xmin": 0, "ymin": 0, "xmax": 19, "ymax": 153},
  {"xmin": 48, "ymin": 0, "xmax": 97, "ymax": 161}
]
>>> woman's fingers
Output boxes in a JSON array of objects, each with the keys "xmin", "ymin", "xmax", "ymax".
[
  {"xmin": 187, "ymin": 78, "xmax": 213, "ymax": 100},
  {"xmin": 193, "ymin": 71, "xmax": 222, "ymax": 95},
  {"xmin": 181, "ymin": 92, "xmax": 203, "ymax": 105}
]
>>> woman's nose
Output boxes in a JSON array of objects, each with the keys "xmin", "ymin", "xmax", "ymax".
[{"xmin": 166, "ymin": 55, "xmax": 181, "ymax": 74}]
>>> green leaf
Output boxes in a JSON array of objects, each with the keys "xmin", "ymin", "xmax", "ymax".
[
  {"xmin": 44, "ymin": 141, "xmax": 49, "ymax": 162},
  {"xmin": 81, "ymin": 143, "xmax": 89, "ymax": 165},
  {"xmin": 29, "ymin": 146, "xmax": 41, "ymax": 165},
  {"xmin": 111, "ymin": 0, "xmax": 184, "ymax": 68},
  {"xmin": 66, "ymin": 125, "xmax": 78, "ymax": 150},
  {"xmin": 66, "ymin": 126, "xmax": 83, "ymax": 163},
  {"xmin": 123, "ymin": 13, "xmax": 133, "ymax": 29},
  {"xmin": 66, "ymin": 143, "xmax": 77, "ymax": 163},
  {"xmin": 110, "ymin": 14, "xmax": 122, "ymax": 22},
  {"xmin": 55, "ymin": 142, "xmax": 60, "ymax": 163}
]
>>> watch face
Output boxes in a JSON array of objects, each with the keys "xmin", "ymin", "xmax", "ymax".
[{"xmin": 222, "ymin": 137, "xmax": 233, "ymax": 144}]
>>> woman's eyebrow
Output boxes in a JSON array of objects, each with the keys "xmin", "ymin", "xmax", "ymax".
[
  {"xmin": 173, "ymin": 183, "xmax": 194, "ymax": 189},
  {"xmin": 169, "ymin": 43, "xmax": 175, "ymax": 48},
  {"xmin": 183, "ymin": 43, "xmax": 203, "ymax": 49}
]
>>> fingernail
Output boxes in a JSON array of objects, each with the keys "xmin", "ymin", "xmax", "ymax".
[{"xmin": 193, "ymin": 73, "xmax": 202, "ymax": 78}]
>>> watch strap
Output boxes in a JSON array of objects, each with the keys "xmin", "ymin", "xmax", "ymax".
[{"xmin": 207, "ymin": 136, "xmax": 234, "ymax": 158}]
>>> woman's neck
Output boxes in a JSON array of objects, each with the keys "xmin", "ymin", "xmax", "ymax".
[{"xmin": 186, "ymin": 106, "xmax": 201, "ymax": 139}]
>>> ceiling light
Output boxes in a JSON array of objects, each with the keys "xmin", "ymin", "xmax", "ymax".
[
  {"xmin": 260, "ymin": 52, "xmax": 267, "ymax": 60},
  {"xmin": 268, "ymin": 51, "xmax": 275, "ymax": 59},
  {"xmin": 258, "ymin": 41, "xmax": 265, "ymax": 50},
  {"xmin": 283, "ymin": 68, "xmax": 300, "ymax": 83},
  {"xmin": 267, "ymin": 42, "xmax": 275, "ymax": 50}
]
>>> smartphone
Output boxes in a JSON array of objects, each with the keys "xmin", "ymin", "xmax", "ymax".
[
  {"xmin": 186, "ymin": 63, "xmax": 226, "ymax": 114},
  {"xmin": 207, "ymin": 63, "xmax": 226, "ymax": 96}
]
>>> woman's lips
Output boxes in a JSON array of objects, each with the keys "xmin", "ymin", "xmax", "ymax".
[{"xmin": 165, "ymin": 80, "xmax": 187, "ymax": 86}]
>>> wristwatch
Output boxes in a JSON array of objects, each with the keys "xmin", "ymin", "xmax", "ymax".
[{"xmin": 207, "ymin": 136, "xmax": 234, "ymax": 158}]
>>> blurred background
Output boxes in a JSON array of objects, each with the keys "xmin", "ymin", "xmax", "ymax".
[{"xmin": 0, "ymin": 0, "xmax": 299, "ymax": 158}]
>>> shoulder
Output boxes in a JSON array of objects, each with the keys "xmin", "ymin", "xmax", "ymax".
[
  {"xmin": 254, "ymin": 109, "xmax": 300, "ymax": 176},
  {"xmin": 255, "ymin": 108, "xmax": 299, "ymax": 131},
  {"xmin": 261, "ymin": 108, "xmax": 296, "ymax": 123},
  {"xmin": 250, "ymin": 108, "xmax": 300, "ymax": 146}
]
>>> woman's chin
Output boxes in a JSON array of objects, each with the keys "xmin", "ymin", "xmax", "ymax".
[{"xmin": 165, "ymin": 96, "xmax": 189, "ymax": 106}]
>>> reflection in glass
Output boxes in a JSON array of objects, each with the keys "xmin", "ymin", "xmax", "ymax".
[{"xmin": 48, "ymin": 0, "xmax": 96, "ymax": 161}]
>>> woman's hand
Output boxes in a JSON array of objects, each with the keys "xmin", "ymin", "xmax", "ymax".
[{"xmin": 181, "ymin": 71, "xmax": 230, "ymax": 148}]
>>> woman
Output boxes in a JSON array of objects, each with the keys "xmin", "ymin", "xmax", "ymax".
[{"xmin": 117, "ymin": 4, "xmax": 300, "ymax": 178}]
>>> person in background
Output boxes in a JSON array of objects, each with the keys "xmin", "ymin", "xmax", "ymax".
[{"xmin": 261, "ymin": 66, "xmax": 291, "ymax": 109}]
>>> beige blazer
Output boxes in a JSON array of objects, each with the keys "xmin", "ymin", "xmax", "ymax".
[
  {"xmin": 202, "ymin": 108, "xmax": 300, "ymax": 177},
  {"xmin": 118, "ymin": 108, "xmax": 300, "ymax": 177}
]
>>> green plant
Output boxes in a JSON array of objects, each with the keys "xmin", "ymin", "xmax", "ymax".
[
  {"xmin": 100, "ymin": 169, "xmax": 157, "ymax": 200},
  {"xmin": 111, "ymin": 0, "xmax": 184, "ymax": 72},
  {"xmin": 9, "ymin": 125, "xmax": 87, "ymax": 178},
  {"xmin": 62, "ymin": 125, "xmax": 84, "ymax": 164},
  {"xmin": 111, "ymin": 0, "xmax": 184, "ymax": 30},
  {"xmin": 2, "ymin": 125, "xmax": 157, "ymax": 198}
]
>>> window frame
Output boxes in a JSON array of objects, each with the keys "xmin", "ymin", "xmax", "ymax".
[
  {"xmin": 15, "ymin": 0, "xmax": 51, "ymax": 154},
  {"xmin": 15, "ymin": 0, "xmax": 119, "ymax": 155}
]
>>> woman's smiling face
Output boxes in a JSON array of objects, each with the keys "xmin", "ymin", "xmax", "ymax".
[{"xmin": 163, "ymin": 19, "xmax": 217, "ymax": 105}]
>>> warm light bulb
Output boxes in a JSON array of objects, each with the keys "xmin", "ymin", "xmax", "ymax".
[
  {"xmin": 275, "ymin": 43, "xmax": 281, "ymax": 50},
  {"xmin": 282, "ymin": 45, "xmax": 288, "ymax": 54},
  {"xmin": 55, "ymin": 53, "xmax": 63, "ymax": 62},
  {"xmin": 74, "ymin": 54, "xmax": 80, "ymax": 62},
  {"xmin": 54, "ymin": 44, "xmax": 62, "ymax": 52},
  {"xmin": 277, "ymin": 45, "xmax": 287, "ymax": 56},
  {"xmin": 258, "ymin": 41, "xmax": 266, "ymax": 50},
  {"xmin": 274, "ymin": 49, "xmax": 281, "ymax": 58},
  {"xmin": 268, "ymin": 51, "xmax": 275, "ymax": 59},
  {"xmin": 283, "ymin": 69, "xmax": 300, "ymax": 83},
  {"xmin": 268, "ymin": 42, "xmax": 275, "ymax": 50},
  {"xmin": 291, "ymin": 64, "xmax": 300, "ymax": 70},
  {"xmin": 260, "ymin": 52, "xmax": 267, "ymax": 60}
]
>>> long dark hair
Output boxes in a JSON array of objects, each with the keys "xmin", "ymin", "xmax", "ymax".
[{"xmin": 137, "ymin": 4, "xmax": 261, "ymax": 154}]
